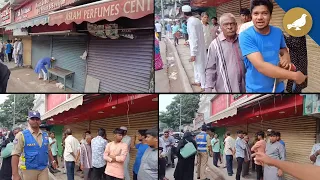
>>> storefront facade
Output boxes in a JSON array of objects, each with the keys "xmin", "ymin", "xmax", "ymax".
[
  {"xmin": 208, "ymin": 94, "xmax": 318, "ymax": 180},
  {"xmin": 41, "ymin": 94, "xmax": 158, "ymax": 178}
]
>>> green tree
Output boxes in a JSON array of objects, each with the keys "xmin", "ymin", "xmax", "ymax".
[
  {"xmin": 0, "ymin": 94, "xmax": 35, "ymax": 129},
  {"xmin": 159, "ymin": 94, "xmax": 200, "ymax": 130}
]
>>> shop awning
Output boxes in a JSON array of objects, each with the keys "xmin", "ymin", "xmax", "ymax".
[
  {"xmin": 205, "ymin": 107, "xmax": 238, "ymax": 124},
  {"xmin": 48, "ymin": 0, "xmax": 154, "ymax": 26},
  {"xmin": 5, "ymin": 15, "xmax": 49, "ymax": 31},
  {"xmin": 41, "ymin": 94, "xmax": 85, "ymax": 120}
]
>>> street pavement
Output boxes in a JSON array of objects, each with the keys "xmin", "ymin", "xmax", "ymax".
[
  {"xmin": 155, "ymin": 38, "xmax": 170, "ymax": 92},
  {"xmin": 7, "ymin": 68, "xmax": 72, "ymax": 92},
  {"xmin": 166, "ymin": 157, "xmax": 256, "ymax": 180},
  {"xmin": 173, "ymin": 39, "xmax": 202, "ymax": 92}
]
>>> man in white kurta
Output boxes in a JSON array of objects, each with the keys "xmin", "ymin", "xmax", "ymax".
[
  {"xmin": 120, "ymin": 126, "xmax": 132, "ymax": 180},
  {"xmin": 182, "ymin": 5, "xmax": 206, "ymax": 90}
]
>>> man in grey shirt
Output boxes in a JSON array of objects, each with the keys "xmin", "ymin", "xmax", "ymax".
[
  {"xmin": 138, "ymin": 127, "xmax": 158, "ymax": 180},
  {"xmin": 162, "ymin": 130, "xmax": 175, "ymax": 167},
  {"xmin": 235, "ymin": 130, "xmax": 246, "ymax": 180},
  {"xmin": 205, "ymin": 13, "xmax": 245, "ymax": 93},
  {"xmin": 264, "ymin": 131, "xmax": 286, "ymax": 180}
]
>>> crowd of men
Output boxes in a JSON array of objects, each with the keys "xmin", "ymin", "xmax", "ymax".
[
  {"xmin": 178, "ymin": 0, "xmax": 307, "ymax": 93},
  {"xmin": 0, "ymin": 111, "xmax": 158, "ymax": 180}
]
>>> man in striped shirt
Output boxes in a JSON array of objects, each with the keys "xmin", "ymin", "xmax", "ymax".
[{"xmin": 80, "ymin": 134, "xmax": 93, "ymax": 180}]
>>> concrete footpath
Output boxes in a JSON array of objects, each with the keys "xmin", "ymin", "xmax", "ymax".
[
  {"xmin": 155, "ymin": 39, "xmax": 170, "ymax": 92},
  {"xmin": 166, "ymin": 37, "xmax": 201, "ymax": 92}
]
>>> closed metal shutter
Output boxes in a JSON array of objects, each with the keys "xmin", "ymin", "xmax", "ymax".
[
  {"xmin": 247, "ymin": 116, "xmax": 317, "ymax": 180},
  {"xmin": 240, "ymin": 0, "xmax": 250, "ymax": 9},
  {"xmin": 269, "ymin": 0, "xmax": 286, "ymax": 31},
  {"xmin": 87, "ymin": 30, "xmax": 153, "ymax": 93},
  {"xmin": 31, "ymin": 36, "xmax": 52, "ymax": 68},
  {"xmin": 52, "ymin": 36, "xmax": 88, "ymax": 92},
  {"xmin": 304, "ymin": 36, "xmax": 320, "ymax": 92},
  {"xmin": 226, "ymin": 124, "xmax": 248, "ymax": 139},
  {"xmin": 217, "ymin": 0, "xmax": 241, "ymax": 24}
]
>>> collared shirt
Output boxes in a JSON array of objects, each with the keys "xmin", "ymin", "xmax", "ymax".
[
  {"xmin": 49, "ymin": 137, "xmax": 58, "ymax": 156},
  {"xmin": 238, "ymin": 21, "xmax": 253, "ymax": 34},
  {"xmin": 155, "ymin": 23, "xmax": 162, "ymax": 32},
  {"xmin": 162, "ymin": 135, "xmax": 175, "ymax": 147},
  {"xmin": 211, "ymin": 138, "xmax": 220, "ymax": 153},
  {"xmin": 224, "ymin": 136, "xmax": 235, "ymax": 155},
  {"xmin": 159, "ymin": 137, "xmax": 167, "ymax": 156},
  {"xmin": 310, "ymin": 143, "xmax": 320, "ymax": 166},
  {"xmin": 104, "ymin": 141, "xmax": 128, "ymax": 179},
  {"xmin": 64, "ymin": 135, "xmax": 80, "ymax": 162},
  {"xmin": 251, "ymin": 139, "xmax": 266, "ymax": 165},
  {"xmin": 211, "ymin": 24, "xmax": 220, "ymax": 40},
  {"xmin": 91, "ymin": 136, "xmax": 108, "ymax": 168},
  {"xmin": 80, "ymin": 143, "xmax": 92, "ymax": 169},
  {"xmin": 17, "ymin": 41, "xmax": 23, "ymax": 55},
  {"xmin": 202, "ymin": 22, "xmax": 212, "ymax": 50},
  {"xmin": 205, "ymin": 33, "xmax": 245, "ymax": 92},
  {"xmin": 138, "ymin": 147, "xmax": 158, "ymax": 180},
  {"xmin": 235, "ymin": 137, "xmax": 246, "ymax": 158},
  {"xmin": 133, "ymin": 143, "xmax": 149, "ymax": 174}
]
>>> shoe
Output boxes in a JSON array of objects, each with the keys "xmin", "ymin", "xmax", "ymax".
[{"xmin": 197, "ymin": 177, "xmax": 200, "ymax": 179}]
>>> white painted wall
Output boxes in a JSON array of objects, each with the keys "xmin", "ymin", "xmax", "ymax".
[{"xmin": 33, "ymin": 94, "xmax": 46, "ymax": 115}]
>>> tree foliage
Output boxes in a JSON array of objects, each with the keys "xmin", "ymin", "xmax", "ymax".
[
  {"xmin": 159, "ymin": 94, "xmax": 200, "ymax": 131},
  {"xmin": 0, "ymin": 94, "xmax": 35, "ymax": 129}
]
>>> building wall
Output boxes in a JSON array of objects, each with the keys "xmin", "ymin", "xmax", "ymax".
[
  {"xmin": 198, "ymin": 94, "xmax": 216, "ymax": 121},
  {"xmin": 33, "ymin": 94, "xmax": 46, "ymax": 115}
]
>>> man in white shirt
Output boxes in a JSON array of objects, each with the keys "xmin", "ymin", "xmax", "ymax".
[
  {"xmin": 13, "ymin": 38, "xmax": 19, "ymax": 64},
  {"xmin": 155, "ymin": 21, "xmax": 162, "ymax": 41},
  {"xmin": 224, "ymin": 132, "xmax": 235, "ymax": 176},
  {"xmin": 64, "ymin": 128, "xmax": 80, "ymax": 180},
  {"xmin": 310, "ymin": 133, "xmax": 320, "ymax": 166},
  {"xmin": 120, "ymin": 126, "xmax": 132, "ymax": 180},
  {"xmin": 16, "ymin": 38, "xmax": 23, "ymax": 67}
]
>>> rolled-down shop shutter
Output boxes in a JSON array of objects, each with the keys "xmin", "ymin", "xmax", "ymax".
[
  {"xmin": 240, "ymin": 0, "xmax": 250, "ymax": 9},
  {"xmin": 247, "ymin": 116, "xmax": 317, "ymax": 180},
  {"xmin": 87, "ymin": 30, "xmax": 153, "ymax": 92},
  {"xmin": 217, "ymin": 0, "xmax": 241, "ymax": 24},
  {"xmin": 64, "ymin": 111, "xmax": 158, "ymax": 178},
  {"xmin": 31, "ymin": 36, "xmax": 51, "ymax": 68},
  {"xmin": 269, "ymin": 0, "xmax": 286, "ymax": 31},
  {"xmin": 52, "ymin": 36, "xmax": 88, "ymax": 92}
]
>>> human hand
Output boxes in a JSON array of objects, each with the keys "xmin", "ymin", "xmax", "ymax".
[
  {"xmin": 254, "ymin": 152, "xmax": 273, "ymax": 166},
  {"xmin": 190, "ymin": 56, "xmax": 196, "ymax": 62},
  {"xmin": 294, "ymin": 71, "xmax": 307, "ymax": 85},
  {"xmin": 80, "ymin": 164, "xmax": 83, "ymax": 171},
  {"xmin": 52, "ymin": 161, "xmax": 58, "ymax": 169},
  {"xmin": 12, "ymin": 174, "xmax": 21, "ymax": 180},
  {"xmin": 279, "ymin": 58, "xmax": 290, "ymax": 70},
  {"xmin": 277, "ymin": 169, "xmax": 283, "ymax": 177}
]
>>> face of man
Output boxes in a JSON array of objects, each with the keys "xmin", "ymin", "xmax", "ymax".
[
  {"xmin": 138, "ymin": 133, "xmax": 145, "ymax": 141},
  {"xmin": 241, "ymin": 14, "xmax": 251, "ymax": 23},
  {"xmin": 146, "ymin": 134, "xmax": 158, "ymax": 147},
  {"xmin": 221, "ymin": 17, "xmax": 237, "ymax": 38},
  {"xmin": 244, "ymin": 136, "xmax": 249, "ymax": 142},
  {"xmin": 237, "ymin": 133, "xmax": 243, "ymax": 138},
  {"xmin": 28, "ymin": 117, "xmax": 41, "ymax": 128},
  {"xmin": 164, "ymin": 132, "xmax": 169, "ymax": 138},
  {"xmin": 270, "ymin": 135, "xmax": 277, "ymax": 143},
  {"xmin": 252, "ymin": 5, "xmax": 271, "ymax": 30},
  {"xmin": 214, "ymin": 134, "xmax": 218, "ymax": 139},
  {"xmin": 212, "ymin": 18, "xmax": 217, "ymax": 24},
  {"xmin": 50, "ymin": 133, "xmax": 55, "ymax": 138},
  {"xmin": 202, "ymin": 14, "xmax": 209, "ymax": 23},
  {"xmin": 86, "ymin": 137, "xmax": 92, "ymax": 145},
  {"xmin": 114, "ymin": 133, "xmax": 123, "ymax": 142},
  {"xmin": 276, "ymin": 136, "xmax": 280, "ymax": 141}
]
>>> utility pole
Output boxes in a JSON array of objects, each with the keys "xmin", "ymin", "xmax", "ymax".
[
  {"xmin": 13, "ymin": 94, "xmax": 15, "ymax": 127},
  {"xmin": 179, "ymin": 95, "xmax": 181, "ymax": 130},
  {"xmin": 161, "ymin": 0, "xmax": 164, "ymax": 27}
]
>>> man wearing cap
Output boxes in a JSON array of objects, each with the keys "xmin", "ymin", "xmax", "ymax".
[
  {"xmin": 195, "ymin": 125, "xmax": 211, "ymax": 180},
  {"xmin": 34, "ymin": 57, "xmax": 56, "ymax": 81},
  {"xmin": 120, "ymin": 126, "xmax": 131, "ymax": 180},
  {"xmin": 182, "ymin": 5, "xmax": 206, "ymax": 91},
  {"xmin": 11, "ymin": 111, "xmax": 57, "ymax": 180}
]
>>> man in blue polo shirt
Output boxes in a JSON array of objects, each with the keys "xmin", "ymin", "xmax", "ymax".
[{"xmin": 239, "ymin": 0, "xmax": 307, "ymax": 92}]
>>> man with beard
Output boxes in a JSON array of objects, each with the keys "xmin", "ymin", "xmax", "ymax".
[
  {"xmin": 239, "ymin": 0, "xmax": 307, "ymax": 93},
  {"xmin": 182, "ymin": 5, "xmax": 206, "ymax": 91}
]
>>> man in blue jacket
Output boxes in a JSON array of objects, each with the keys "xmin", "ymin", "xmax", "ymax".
[
  {"xmin": 34, "ymin": 57, "xmax": 55, "ymax": 81},
  {"xmin": 11, "ymin": 111, "xmax": 57, "ymax": 180}
]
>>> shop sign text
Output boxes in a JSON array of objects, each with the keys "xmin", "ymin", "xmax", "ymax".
[
  {"xmin": 1, "ymin": 6, "xmax": 11, "ymax": 25},
  {"xmin": 87, "ymin": 23, "xmax": 135, "ymax": 39}
]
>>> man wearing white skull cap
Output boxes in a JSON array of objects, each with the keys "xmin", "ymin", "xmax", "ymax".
[
  {"xmin": 120, "ymin": 126, "xmax": 131, "ymax": 180},
  {"xmin": 182, "ymin": 5, "xmax": 206, "ymax": 91}
]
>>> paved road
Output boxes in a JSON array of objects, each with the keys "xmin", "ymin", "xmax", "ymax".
[
  {"xmin": 165, "ymin": 157, "xmax": 256, "ymax": 180},
  {"xmin": 7, "ymin": 68, "xmax": 72, "ymax": 92}
]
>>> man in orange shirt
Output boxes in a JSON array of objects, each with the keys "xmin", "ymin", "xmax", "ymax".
[
  {"xmin": 251, "ymin": 131, "xmax": 266, "ymax": 180},
  {"xmin": 103, "ymin": 128, "xmax": 128, "ymax": 180}
]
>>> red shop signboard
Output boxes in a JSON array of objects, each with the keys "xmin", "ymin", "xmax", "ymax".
[
  {"xmin": 1, "ymin": 5, "xmax": 11, "ymax": 26},
  {"xmin": 211, "ymin": 95, "xmax": 228, "ymax": 116},
  {"xmin": 14, "ymin": 0, "xmax": 78, "ymax": 23},
  {"xmin": 47, "ymin": 94, "xmax": 67, "ymax": 111}
]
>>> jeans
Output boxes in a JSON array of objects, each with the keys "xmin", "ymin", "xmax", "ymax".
[
  {"xmin": 65, "ymin": 161, "xmax": 75, "ymax": 180},
  {"xmin": 213, "ymin": 152, "xmax": 220, "ymax": 167},
  {"xmin": 256, "ymin": 164, "xmax": 263, "ymax": 180},
  {"xmin": 226, "ymin": 155, "xmax": 233, "ymax": 175},
  {"xmin": 159, "ymin": 157, "xmax": 166, "ymax": 179},
  {"xmin": 236, "ymin": 157, "xmax": 244, "ymax": 180},
  {"xmin": 17, "ymin": 54, "xmax": 23, "ymax": 67},
  {"xmin": 92, "ymin": 166, "xmax": 107, "ymax": 180}
]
